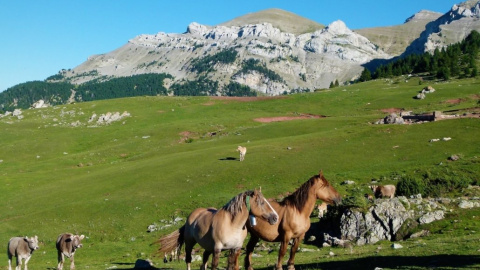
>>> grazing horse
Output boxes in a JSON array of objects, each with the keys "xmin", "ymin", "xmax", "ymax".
[
  {"xmin": 237, "ymin": 146, "xmax": 247, "ymax": 161},
  {"xmin": 370, "ymin": 184, "xmax": 396, "ymax": 198},
  {"xmin": 243, "ymin": 171, "xmax": 342, "ymax": 270},
  {"xmin": 158, "ymin": 189, "xmax": 278, "ymax": 270}
]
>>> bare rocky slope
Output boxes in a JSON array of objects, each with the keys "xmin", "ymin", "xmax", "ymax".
[{"xmin": 54, "ymin": 1, "xmax": 480, "ymax": 96}]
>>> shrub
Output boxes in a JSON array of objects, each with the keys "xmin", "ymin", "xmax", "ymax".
[
  {"xmin": 424, "ymin": 173, "xmax": 470, "ymax": 197},
  {"xmin": 341, "ymin": 189, "xmax": 370, "ymax": 213},
  {"xmin": 396, "ymin": 175, "xmax": 425, "ymax": 197}
]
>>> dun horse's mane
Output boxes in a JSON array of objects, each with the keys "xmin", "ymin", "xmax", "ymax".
[
  {"xmin": 222, "ymin": 190, "xmax": 254, "ymax": 219},
  {"xmin": 280, "ymin": 174, "xmax": 326, "ymax": 211}
]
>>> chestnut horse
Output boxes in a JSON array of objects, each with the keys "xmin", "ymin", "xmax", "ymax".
[
  {"xmin": 158, "ymin": 189, "xmax": 278, "ymax": 270},
  {"xmin": 243, "ymin": 171, "xmax": 341, "ymax": 270}
]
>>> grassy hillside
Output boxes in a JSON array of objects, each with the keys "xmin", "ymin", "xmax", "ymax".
[{"xmin": 1, "ymin": 76, "xmax": 479, "ymax": 269}]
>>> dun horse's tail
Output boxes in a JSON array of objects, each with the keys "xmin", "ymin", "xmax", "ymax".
[{"xmin": 157, "ymin": 225, "xmax": 185, "ymax": 257}]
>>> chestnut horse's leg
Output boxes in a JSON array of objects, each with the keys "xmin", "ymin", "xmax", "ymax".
[
  {"xmin": 277, "ymin": 238, "xmax": 290, "ymax": 270},
  {"xmin": 201, "ymin": 250, "xmax": 211, "ymax": 270},
  {"xmin": 227, "ymin": 248, "xmax": 242, "ymax": 270},
  {"xmin": 287, "ymin": 235, "xmax": 304, "ymax": 270},
  {"xmin": 244, "ymin": 235, "xmax": 259, "ymax": 270},
  {"xmin": 211, "ymin": 248, "xmax": 221, "ymax": 269}
]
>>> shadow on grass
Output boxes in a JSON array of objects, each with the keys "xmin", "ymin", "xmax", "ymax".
[
  {"xmin": 219, "ymin": 156, "xmax": 238, "ymax": 161},
  {"xmin": 253, "ymin": 254, "xmax": 480, "ymax": 270},
  {"xmin": 111, "ymin": 261, "xmax": 172, "ymax": 270}
]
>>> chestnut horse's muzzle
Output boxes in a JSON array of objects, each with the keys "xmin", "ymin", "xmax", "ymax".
[{"xmin": 267, "ymin": 213, "xmax": 278, "ymax": 225}]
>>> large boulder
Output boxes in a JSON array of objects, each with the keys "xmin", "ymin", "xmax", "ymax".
[{"xmin": 340, "ymin": 198, "xmax": 412, "ymax": 245}]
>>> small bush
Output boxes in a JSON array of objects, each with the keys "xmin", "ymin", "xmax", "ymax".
[
  {"xmin": 341, "ymin": 192, "xmax": 370, "ymax": 213},
  {"xmin": 397, "ymin": 175, "xmax": 425, "ymax": 197},
  {"xmin": 424, "ymin": 174, "xmax": 470, "ymax": 197}
]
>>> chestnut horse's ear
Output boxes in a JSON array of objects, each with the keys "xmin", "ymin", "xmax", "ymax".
[
  {"xmin": 319, "ymin": 170, "xmax": 324, "ymax": 177},
  {"xmin": 259, "ymin": 186, "xmax": 262, "ymax": 192}
]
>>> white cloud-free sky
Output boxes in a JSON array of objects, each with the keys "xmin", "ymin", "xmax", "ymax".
[{"xmin": 0, "ymin": 0, "xmax": 458, "ymax": 92}]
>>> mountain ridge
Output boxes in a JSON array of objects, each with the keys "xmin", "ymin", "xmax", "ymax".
[{"xmin": 218, "ymin": 8, "xmax": 324, "ymax": 35}]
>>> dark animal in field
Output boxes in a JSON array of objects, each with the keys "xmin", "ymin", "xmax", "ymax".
[{"xmin": 56, "ymin": 233, "xmax": 85, "ymax": 270}]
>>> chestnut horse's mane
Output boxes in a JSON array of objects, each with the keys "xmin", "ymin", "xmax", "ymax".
[
  {"xmin": 222, "ymin": 190, "xmax": 254, "ymax": 219},
  {"xmin": 280, "ymin": 174, "xmax": 326, "ymax": 211}
]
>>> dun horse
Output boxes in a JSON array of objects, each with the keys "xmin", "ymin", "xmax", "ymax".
[
  {"xmin": 158, "ymin": 189, "xmax": 278, "ymax": 270},
  {"xmin": 243, "ymin": 171, "xmax": 341, "ymax": 270}
]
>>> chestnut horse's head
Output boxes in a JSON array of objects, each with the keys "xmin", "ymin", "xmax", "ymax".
[
  {"xmin": 315, "ymin": 170, "xmax": 342, "ymax": 205},
  {"xmin": 247, "ymin": 189, "xmax": 278, "ymax": 225}
]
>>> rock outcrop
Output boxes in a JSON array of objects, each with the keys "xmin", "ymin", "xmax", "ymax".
[
  {"xmin": 337, "ymin": 194, "xmax": 480, "ymax": 245},
  {"xmin": 405, "ymin": 0, "xmax": 480, "ymax": 55}
]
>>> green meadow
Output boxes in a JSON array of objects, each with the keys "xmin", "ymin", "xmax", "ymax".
[{"xmin": 1, "ymin": 76, "xmax": 479, "ymax": 269}]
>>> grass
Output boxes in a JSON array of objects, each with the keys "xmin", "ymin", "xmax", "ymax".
[{"xmin": 0, "ymin": 76, "xmax": 479, "ymax": 269}]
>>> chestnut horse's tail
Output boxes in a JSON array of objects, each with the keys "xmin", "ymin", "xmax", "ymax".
[{"xmin": 157, "ymin": 225, "xmax": 185, "ymax": 256}]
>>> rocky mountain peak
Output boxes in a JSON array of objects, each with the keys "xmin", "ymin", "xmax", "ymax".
[
  {"xmin": 450, "ymin": 0, "xmax": 480, "ymax": 19},
  {"xmin": 405, "ymin": 10, "xmax": 443, "ymax": 24},
  {"xmin": 324, "ymin": 20, "xmax": 349, "ymax": 35}
]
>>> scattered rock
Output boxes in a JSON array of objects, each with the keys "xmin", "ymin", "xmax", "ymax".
[
  {"xmin": 375, "ymin": 113, "xmax": 405, "ymax": 124},
  {"xmin": 307, "ymin": 235, "xmax": 316, "ymax": 242},
  {"xmin": 409, "ymin": 230, "xmax": 430, "ymax": 239},
  {"xmin": 419, "ymin": 210, "xmax": 444, "ymax": 224},
  {"xmin": 31, "ymin": 100, "xmax": 49, "ymax": 109},
  {"xmin": 459, "ymin": 200, "xmax": 478, "ymax": 209},
  {"xmin": 323, "ymin": 233, "xmax": 350, "ymax": 248},
  {"xmin": 422, "ymin": 86, "xmax": 436, "ymax": 93},
  {"xmin": 391, "ymin": 243, "xmax": 403, "ymax": 249},
  {"xmin": 416, "ymin": 93, "xmax": 426, "ymax": 100},
  {"xmin": 449, "ymin": 155, "xmax": 460, "ymax": 161}
]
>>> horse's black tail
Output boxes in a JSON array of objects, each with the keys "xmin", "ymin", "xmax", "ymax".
[{"xmin": 157, "ymin": 225, "xmax": 185, "ymax": 259}]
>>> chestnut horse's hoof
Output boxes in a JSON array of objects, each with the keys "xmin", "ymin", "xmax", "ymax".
[{"xmin": 287, "ymin": 265, "xmax": 295, "ymax": 270}]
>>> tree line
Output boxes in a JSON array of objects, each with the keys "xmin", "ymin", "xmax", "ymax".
[
  {"xmin": 359, "ymin": 30, "xmax": 480, "ymax": 82},
  {"xmin": 0, "ymin": 73, "xmax": 173, "ymax": 112}
]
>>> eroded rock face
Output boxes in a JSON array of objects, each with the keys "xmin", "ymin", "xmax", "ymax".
[
  {"xmin": 63, "ymin": 20, "xmax": 390, "ymax": 95},
  {"xmin": 340, "ymin": 198, "xmax": 413, "ymax": 244},
  {"xmin": 337, "ymin": 194, "xmax": 479, "ymax": 245},
  {"xmin": 407, "ymin": 1, "xmax": 480, "ymax": 55}
]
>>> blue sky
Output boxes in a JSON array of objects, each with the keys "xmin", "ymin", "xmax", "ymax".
[{"xmin": 0, "ymin": 0, "xmax": 459, "ymax": 92}]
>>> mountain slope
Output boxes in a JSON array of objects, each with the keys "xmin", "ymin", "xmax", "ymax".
[
  {"xmin": 219, "ymin": 8, "xmax": 324, "ymax": 35},
  {"xmin": 356, "ymin": 10, "xmax": 442, "ymax": 56},
  {"xmin": 405, "ymin": 0, "xmax": 480, "ymax": 55},
  {"xmin": 54, "ymin": 11, "xmax": 389, "ymax": 96}
]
